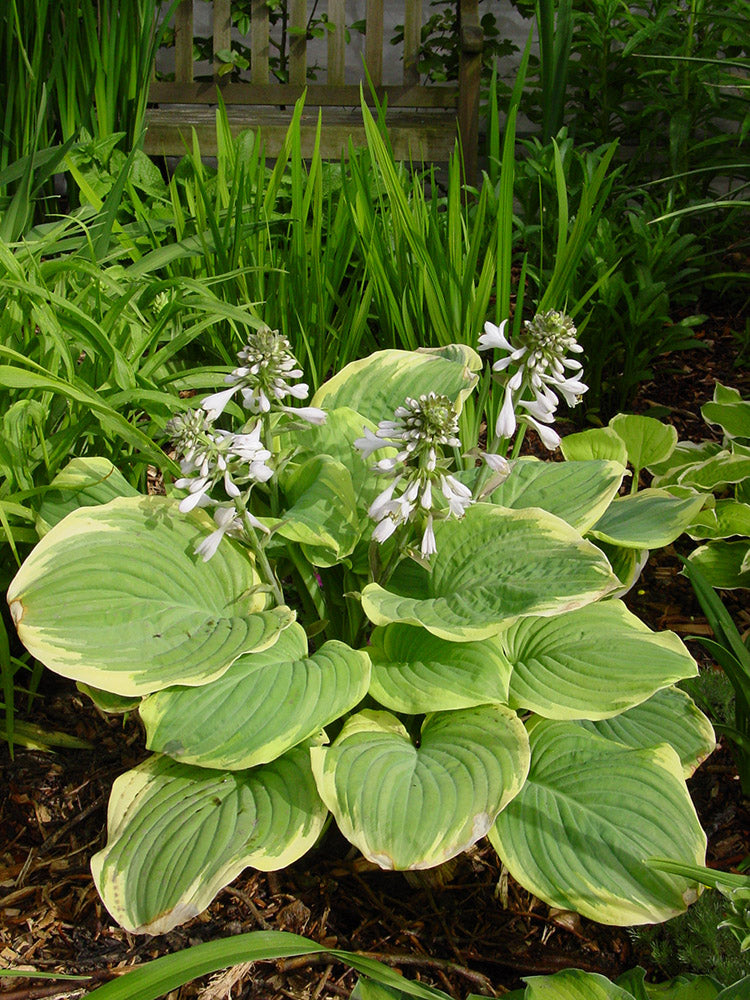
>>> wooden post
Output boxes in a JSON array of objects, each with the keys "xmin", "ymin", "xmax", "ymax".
[
  {"xmin": 458, "ymin": 0, "xmax": 483, "ymax": 185},
  {"xmin": 213, "ymin": 0, "xmax": 231, "ymax": 80},
  {"xmin": 251, "ymin": 0, "xmax": 270, "ymax": 84},
  {"xmin": 175, "ymin": 0, "xmax": 194, "ymax": 83},
  {"xmin": 289, "ymin": 0, "xmax": 307, "ymax": 86},
  {"xmin": 403, "ymin": 0, "xmax": 422, "ymax": 86},
  {"xmin": 364, "ymin": 0, "xmax": 384, "ymax": 87},
  {"xmin": 328, "ymin": 0, "xmax": 346, "ymax": 85}
]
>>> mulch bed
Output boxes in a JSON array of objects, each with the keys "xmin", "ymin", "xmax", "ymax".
[{"xmin": 2, "ymin": 306, "xmax": 749, "ymax": 1000}]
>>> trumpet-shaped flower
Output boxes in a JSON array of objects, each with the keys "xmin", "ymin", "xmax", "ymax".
[
  {"xmin": 200, "ymin": 326, "xmax": 326, "ymax": 425},
  {"xmin": 479, "ymin": 312, "xmax": 588, "ymax": 449},
  {"xmin": 167, "ymin": 409, "xmax": 273, "ymax": 514},
  {"xmin": 355, "ymin": 393, "xmax": 472, "ymax": 559}
]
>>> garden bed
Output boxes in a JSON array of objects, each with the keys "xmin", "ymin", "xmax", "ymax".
[{"xmin": 2, "ymin": 309, "xmax": 748, "ymax": 1000}]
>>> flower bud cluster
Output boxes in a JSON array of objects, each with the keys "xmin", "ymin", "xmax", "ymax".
[
  {"xmin": 355, "ymin": 393, "xmax": 473, "ymax": 558},
  {"xmin": 479, "ymin": 311, "xmax": 588, "ymax": 449},
  {"xmin": 201, "ymin": 326, "xmax": 326, "ymax": 425}
]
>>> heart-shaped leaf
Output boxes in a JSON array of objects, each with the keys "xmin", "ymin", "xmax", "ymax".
[
  {"xmin": 91, "ymin": 747, "xmax": 327, "ymax": 935},
  {"xmin": 367, "ymin": 624, "xmax": 512, "ymax": 713},
  {"xmin": 8, "ymin": 495, "xmax": 294, "ymax": 695},
  {"xmin": 577, "ymin": 687, "xmax": 715, "ymax": 778},
  {"xmin": 311, "ymin": 706, "xmax": 530, "ymax": 870},
  {"xmin": 490, "ymin": 719, "xmax": 706, "ymax": 924},
  {"xmin": 609, "ymin": 414, "xmax": 678, "ymax": 472},
  {"xmin": 489, "ymin": 459, "xmax": 626, "ymax": 533},
  {"xmin": 589, "ymin": 489, "xmax": 706, "ymax": 549},
  {"xmin": 37, "ymin": 456, "xmax": 139, "ymax": 534},
  {"xmin": 274, "ymin": 455, "xmax": 360, "ymax": 566},
  {"xmin": 141, "ymin": 623, "xmax": 370, "ymax": 769},
  {"xmin": 504, "ymin": 602, "xmax": 697, "ymax": 720},
  {"xmin": 520, "ymin": 968, "xmax": 635, "ymax": 1000},
  {"xmin": 362, "ymin": 504, "xmax": 619, "ymax": 641},
  {"xmin": 687, "ymin": 541, "xmax": 750, "ymax": 589},
  {"xmin": 311, "ymin": 345, "xmax": 480, "ymax": 424},
  {"xmin": 560, "ymin": 428, "xmax": 628, "ymax": 466}
]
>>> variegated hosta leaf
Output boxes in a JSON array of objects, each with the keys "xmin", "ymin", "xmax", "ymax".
[
  {"xmin": 560, "ymin": 427, "xmax": 628, "ymax": 466},
  {"xmin": 362, "ymin": 504, "xmax": 619, "ymax": 641},
  {"xmin": 274, "ymin": 455, "xmax": 360, "ymax": 567},
  {"xmin": 311, "ymin": 706, "xmax": 530, "ymax": 870},
  {"xmin": 648, "ymin": 440, "xmax": 722, "ymax": 487},
  {"xmin": 588, "ymin": 489, "xmax": 706, "ymax": 549},
  {"xmin": 702, "ymin": 398, "xmax": 750, "ymax": 439},
  {"xmin": 367, "ymin": 623, "xmax": 512, "ymax": 713},
  {"xmin": 311, "ymin": 344, "xmax": 480, "ymax": 424},
  {"xmin": 519, "ymin": 968, "xmax": 635, "ymax": 1000},
  {"xmin": 608, "ymin": 413, "xmax": 678, "ymax": 472},
  {"xmin": 504, "ymin": 601, "xmax": 697, "ymax": 720},
  {"xmin": 37, "ymin": 456, "xmax": 139, "ymax": 534},
  {"xmin": 488, "ymin": 458, "xmax": 626, "ymax": 534},
  {"xmin": 686, "ymin": 500, "xmax": 750, "ymax": 541},
  {"xmin": 676, "ymin": 452, "xmax": 750, "ymax": 491},
  {"xmin": 7, "ymin": 496, "xmax": 294, "ymax": 696},
  {"xmin": 577, "ymin": 686, "xmax": 716, "ymax": 778},
  {"xmin": 490, "ymin": 719, "xmax": 707, "ymax": 925},
  {"xmin": 140, "ymin": 623, "xmax": 370, "ymax": 769},
  {"xmin": 77, "ymin": 683, "xmax": 140, "ymax": 715},
  {"xmin": 91, "ymin": 747, "xmax": 327, "ymax": 935},
  {"xmin": 594, "ymin": 541, "xmax": 649, "ymax": 597},
  {"xmin": 687, "ymin": 540, "xmax": 750, "ymax": 589},
  {"xmin": 290, "ymin": 406, "xmax": 396, "ymax": 515}
]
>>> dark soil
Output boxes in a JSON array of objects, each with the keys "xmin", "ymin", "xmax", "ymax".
[{"xmin": 2, "ymin": 310, "xmax": 749, "ymax": 1000}]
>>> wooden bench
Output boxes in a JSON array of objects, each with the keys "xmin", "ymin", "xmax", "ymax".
[{"xmin": 143, "ymin": 0, "xmax": 484, "ymax": 182}]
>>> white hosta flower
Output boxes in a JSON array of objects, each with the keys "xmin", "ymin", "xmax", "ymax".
[
  {"xmin": 200, "ymin": 326, "xmax": 325, "ymax": 425},
  {"xmin": 356, "ymin": 393, "xmax": 473, "ymax": 558},
  {"xmin": 479, "ymin": 310, "xmax": 588, "ymax": 450},
  {"xmin": 168, "ymin": 409, "xmax": 273, "ymax": 511}
]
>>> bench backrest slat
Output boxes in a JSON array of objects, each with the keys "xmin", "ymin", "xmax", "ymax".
[
  {"xmin": 213, "ymin": 0, "xmax": 232, "ymax": 78},
  {"xmin": 364, "ymin": 0, "xmax": 384, "ymax": 87},
  {"xmin": 250, "ymin": 0, "xmax": 269, "ymax": 84},
  {"xmin": 402, "ymin": 0, "xmax": 422, "ymax": 86},
  {"xmin": 327, "ymin": 0, "xmax": 346, "ymax": 85},
  {"xmin": 289, "ymin": 0, "xmax": 307, "ymax": 86},
  {"xmin": 175, "ymin": 0, "xmax": 194, "ymax": 82}
]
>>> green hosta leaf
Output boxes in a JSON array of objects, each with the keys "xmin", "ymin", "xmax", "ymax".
[
  {"xmin": 7, "ymin": 496, "xmax": 294, "ymax": 696},
  {"xmin": 274, "ymin": 455, "xmax": 360, "ymax": 566},
  {"xmin": 687, "ymin": 541, "xmax": 750, "ymax": 589},
  {"xmin": 291, "ymin": 407, "xmax": 395, "ymax": 513},
  {"xmin": 594, "ymin": 541, "xmax": 649, "ymax": 595},
  {"xmin": 92, "ymin": 748, "xmax": 326, "ymax": 934},
  {"xmin": 489, "ymin": 459, "xmax": 626, "ymax": 533},
  {"xmin": 609, "ymin": 414, "xmax": 678, "ymax": 472},
  {"xmin": 520, "ymin": 969, "xmax": 634, "ymax": 999},
  {"xmin": 686, "ymin": 500, "xmax": 750, "ymax": 540},
  {"xmin": 37, "ymin": 457, "xmax": 139, "ymax": 534},
  {"xmin": 367, "ymin": 624, "xmax": 512, "ymax": 713},
  {"xmin": 578, "ymin": 687, "xmax": 715, "ymax": 777},
  {"xmin": 78, "ymin": 683, "xmax": 141, "ymax": 715},
  {"xmin": 311, "ymin": 345, "xmax": 480, "ymax": 424},
  {"xmin": 490, "ymin": 719, "xmax": 706, "ymax": 924},
  {"xmin": 616, "ymin": 966, "xmax": 723, "ymax": 999},
  {"xmin": 702, "ymin": 400, "xmax": 750, "ymax": 440},
  {"xmin": 713, "ymin": 383, "xmax": 743, "ymax": 403},
  {"xmin": 362, "ymin": 504, "xmax": 619, "ymax": 641},
  {"xmin": 140, "ymin": 624, "xmax": 370, "ymax": 769},
  {"xmin": 505, "ymin": 602, "xmax": 697, "ymax": 720},
  {"xmin": 560, "ymin": 427, "xmax": 628, "ymax": 466},
  {"xmin": 677, "ymin": 452, "xmax": 750, "ymax": 491},
  {"xmin": 311, "ymin": 706, "xmax": 530, "ymax": 870},
  {"xmin": 649, "ymin": 440, "xmax": 722, "ymax": 487},
  {"xmin": 589, "ymin": 489, "xmax": 706, "ymax": 549}
]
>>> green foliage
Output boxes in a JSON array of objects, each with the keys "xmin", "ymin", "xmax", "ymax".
[{"xmin": 6, "ymin": 336, "xmax": 718, "ymax": 935}]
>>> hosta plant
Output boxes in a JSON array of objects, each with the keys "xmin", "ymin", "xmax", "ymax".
[{"xmin": 7, "ymin": 319, "xmax": 715, "ymax": 935}]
